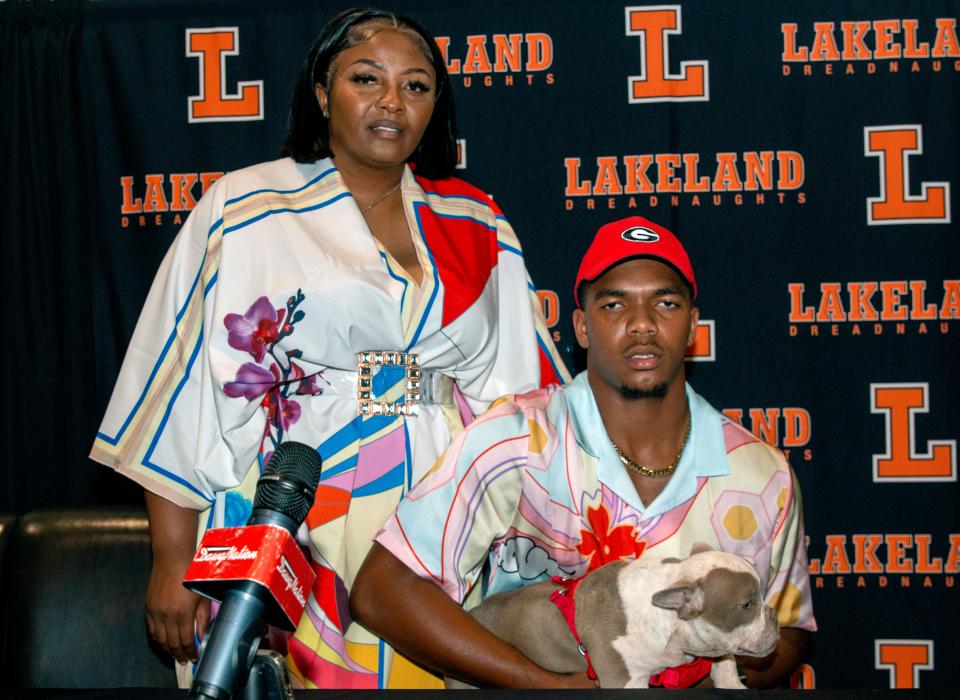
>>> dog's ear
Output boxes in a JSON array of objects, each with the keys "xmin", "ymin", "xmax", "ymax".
[
  {"xmin": 652, "ymin": 584, "xmax": 704, "ymax": 620},
  {"xmin": 689, "ymin": 542, "xmax": 713, "ymax": 556}
]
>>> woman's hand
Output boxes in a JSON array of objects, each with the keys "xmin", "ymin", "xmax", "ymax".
[
  {"xmin": 145, "ymin": 551, "xmax": 211, "ymax": 663},
  {"xmin": 143, "ymin": 491, "xmax": 210, "ymax": 663}
]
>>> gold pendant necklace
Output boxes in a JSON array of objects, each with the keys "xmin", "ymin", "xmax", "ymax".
[
  {"xmin": 611, "ymin": 418, "xmax": 691, "ymax": 479},
  {"xmin": 361, "ymin": 180, "xmax": 401, "ymax": 212}
]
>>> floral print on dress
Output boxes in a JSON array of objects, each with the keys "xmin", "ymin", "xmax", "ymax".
[
  {"xmin": 577, "ymin": 503, "xmax": 647, "ymax": 572},
  {"xmin": 223, "ymin": 290, "xmax": 326, "ymax": 451}
]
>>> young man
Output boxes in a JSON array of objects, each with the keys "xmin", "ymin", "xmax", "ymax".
[{"xmin": 350, "ymin": 216, "xmax": 815, "ymax": 689}]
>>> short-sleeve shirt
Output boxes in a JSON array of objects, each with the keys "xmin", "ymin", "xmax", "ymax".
[{"xmin": 376, "ymin": 371, "xmax": 816, "ymax": 631}]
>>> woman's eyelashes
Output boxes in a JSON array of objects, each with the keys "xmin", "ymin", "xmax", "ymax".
[
  {"xmin": 347, "ymin": 72, "xmax": 433, "ymax": 95},
  {"xmin": 349, "ymin": 71, "xmax": 378, "ymax": 86},
  {"xmin": 406, "ymin": 79, "xmax": 432, "ymax": 94}
]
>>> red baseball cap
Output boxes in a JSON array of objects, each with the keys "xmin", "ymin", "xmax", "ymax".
[{"xmin": 574, "ymin": 216, "xmax": 697, "ymax": 307}]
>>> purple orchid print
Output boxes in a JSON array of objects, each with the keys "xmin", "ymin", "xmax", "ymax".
[
  {"xmin": 222, "ymin": 290, "xmax": 327, "ymax": 450},
  {"xmin": 223, "ymin": 362, "xmax": 278, "ymax": 400},
  {"xmin": 269, "ymin": 394, "xmax": 302, "ymax": 432},
  {"xmin": 224, "ymin": 296, "xmax": 286, "ymax": 364}
]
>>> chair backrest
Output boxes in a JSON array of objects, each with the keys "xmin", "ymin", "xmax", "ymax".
[
  {"xmin": 0, "ymin": 513, "xmax": 19, "ymax": 669},
  {"xmin": 1, "ymin": 507, "xmax": 175, "ymax": 688},
  {"xmin": 0, "ymin": 513, "xmax": 18, "ymax": 580}
]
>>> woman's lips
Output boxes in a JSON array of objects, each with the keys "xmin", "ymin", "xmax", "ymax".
[{"xmin": 369, "ymin": 121, "xmax": 403, "ymax": 137}]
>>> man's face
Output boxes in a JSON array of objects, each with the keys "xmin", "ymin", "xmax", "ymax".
[{"xmin": 573, "ymin": 258, "xmax": 698, "ymax": 401}]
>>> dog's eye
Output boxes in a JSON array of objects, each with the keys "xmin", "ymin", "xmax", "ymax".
[{"xmin": 739, "ymin": 601, "xmax": 752, "ymax": 609}]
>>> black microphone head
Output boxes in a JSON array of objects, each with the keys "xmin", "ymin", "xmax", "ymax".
[{"xmin": 253, "ymin": 441, "xmax": 323, "ymax": 527}]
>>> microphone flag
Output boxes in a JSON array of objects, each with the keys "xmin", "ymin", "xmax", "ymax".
[{"xmin": 184, "ymin": 523, "xmax": 313, "ymax": 630}]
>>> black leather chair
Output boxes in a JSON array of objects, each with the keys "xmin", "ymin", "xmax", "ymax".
[
  {"xmin": 0, "ymin": 512, "xmax": 18, "ymax": 578},
  {"xmin": 0, "ymin": 513, "xmax": 19, "ymax": 668},
  {"xmin": 1, "ymin": 507, "xmax": 175, "ymax": 688}
]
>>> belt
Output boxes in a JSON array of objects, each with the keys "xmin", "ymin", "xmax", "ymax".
[{"xmin": 319, "ymin": 351, "xmax": 453, "ymax": 417}]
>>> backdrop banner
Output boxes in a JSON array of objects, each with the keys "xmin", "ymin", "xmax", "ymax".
[{"xmin": 43, "ymin": 0, "xmax": 960, "ymax": 690}]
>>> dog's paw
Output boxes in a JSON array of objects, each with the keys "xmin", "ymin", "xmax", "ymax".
[
  {"xmin": 710, "ymin": 656, "xmax": 745, "ymax": 689},
  {"xmin": 623, "ymin": 675, "xmax": 650, "ymax": 688}
]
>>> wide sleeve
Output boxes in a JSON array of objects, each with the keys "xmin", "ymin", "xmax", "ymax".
[
  {"xmin": 90, "ymin": 177, "xmax": 262, "ymax": 509},
  {"xmin": 374, "ymin": 398, "xmax": 532, "ymax": 603},
  {"xmin": 454, "ymin": 205, "xmax": 571, "ymax": 418},
  {"xmin": 764, "ymin": 464, "xmax": 817, "ymax": 631}
]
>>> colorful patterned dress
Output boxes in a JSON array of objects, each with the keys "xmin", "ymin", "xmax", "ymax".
[{"xmin": 91, "ymin": 156, "xmax": 570, "ymax": 688}]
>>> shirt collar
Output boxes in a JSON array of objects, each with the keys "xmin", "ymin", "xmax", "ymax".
[{"xmin": 565, "ymin": 371, "xmax": 731, "ymax": 518}]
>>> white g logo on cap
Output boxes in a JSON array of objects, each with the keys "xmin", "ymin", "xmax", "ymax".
[{"xmin": 621, "ymin": 226, "xmax": 660, "ymax": 243}]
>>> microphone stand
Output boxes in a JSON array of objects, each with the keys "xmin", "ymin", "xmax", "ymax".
[{"xmin": 241, "ymin": 650, "xmax": 295, "ymax": 700}]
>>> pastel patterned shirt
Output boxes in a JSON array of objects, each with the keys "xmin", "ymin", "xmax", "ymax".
[{"xmin": 377, "ymin": 371, "xmax": 816, "ymax": 631}]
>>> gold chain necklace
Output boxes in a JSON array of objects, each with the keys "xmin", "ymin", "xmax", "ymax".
[
  {"xmin": 360, "ymin": 180, "xmax": 401, "ymax": 212},
  {"xmin": 611, "ymin": 418, "xmax": 691, "ymax": 479}
]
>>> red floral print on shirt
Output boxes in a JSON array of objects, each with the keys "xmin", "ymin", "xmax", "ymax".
[{"xmin": 577, "ymin": 504, "xmax": 646, "ymax": 572}]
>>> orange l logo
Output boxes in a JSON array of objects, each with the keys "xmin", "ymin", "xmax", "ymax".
[
  {"xmin": 875, "ymin": 640, "xmax": 933, "ymax": 689},
  {"xmin": 685, "ymin": 319, "xmax": 715, "ymax": 362},
  {"xmin": 625, "ymin": 5, "xmax": 709, "ymax": 103},
  {"xmin": 864, "ymin": 125, "xmax": 950, "ymax": 225},
  {"xmin": 790, "ymin": 664, "xmax": 816, "ymax": 689},
  {"xmin": 187, "ymin": 28, "xmax": 264, "ymax": 122},
  {"xmin": 871, "ymin": 383, "xmax": 956, "ymax": 481}
]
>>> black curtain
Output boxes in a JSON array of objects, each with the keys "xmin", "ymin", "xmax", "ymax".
[{"xmin": 0, "ymin": 0, "xmax": 138, "ymax": 512}]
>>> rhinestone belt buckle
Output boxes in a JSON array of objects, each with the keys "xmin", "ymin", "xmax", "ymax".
[{"xmin": 357, "ymin": 351, "xmax": 421, "ymax": 417}]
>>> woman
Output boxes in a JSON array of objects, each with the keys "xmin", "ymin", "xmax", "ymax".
[{"xmin": 91, "ymin": 7, "xmax": 569, "ymax": 690}]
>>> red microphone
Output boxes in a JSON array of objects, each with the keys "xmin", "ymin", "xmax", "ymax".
[
  {"xmin": 184, "ymin": 522, "xmax": 313, "ymax": 631},
  {"xmin": 183, "ymin": 442, "xmax": 322, "ymax": 700}
]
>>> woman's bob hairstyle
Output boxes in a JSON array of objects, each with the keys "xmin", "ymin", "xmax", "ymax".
[{"xmin": 281, "ymin": 8, "xmax": 458, "ymax": 180}]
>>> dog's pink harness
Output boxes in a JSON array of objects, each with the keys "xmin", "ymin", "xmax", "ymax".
[{"xmin": 549, "ymin": 575, "xmax": 713, "ymax": 688}]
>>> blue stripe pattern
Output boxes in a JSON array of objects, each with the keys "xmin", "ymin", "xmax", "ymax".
[
  {"xmin": 353, "ymin": 463, "xmax": 404, "ymax": 497},
  {"xmin": 141, "ymin": 329, "xmax": 214, "ymax": 502},
  {"xmin": 406, "ymin": 203, "xmax": 443, "ymax": 348},
  {"xmin": 378, "ymin": 251, "xmax": 409, "ymax": 310},
  {"xmin": 222, "ymin": 166, "xmax": 336, "ymax": 207},
  {"xmin": 222, "ymin": 192, "xmax": 352, "ymax": 236},
  {"xmin": 100, "ymin": 167, "xmax": 343, "ymax": 445},
  {"xmin": 537, "ymin": 334, "xmax": 565, "ymax": 385},
  {"xmin": 96, "ymin": 243, "xmax": 212, "ymax": 445}
]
